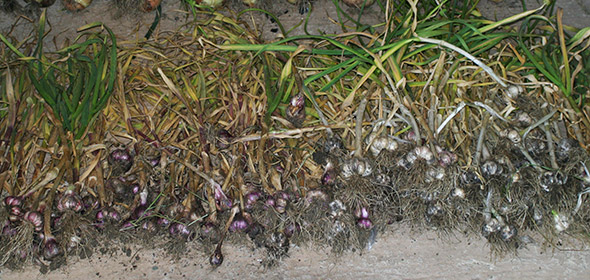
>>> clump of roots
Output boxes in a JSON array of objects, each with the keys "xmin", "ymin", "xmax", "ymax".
[{"xmin": 0, "ymin": 221, "xmax": 38, "ymax": 269}]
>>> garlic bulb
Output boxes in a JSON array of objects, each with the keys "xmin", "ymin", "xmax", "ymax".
[
  {"xmin": 329, "ymin": 200, "xmax": 346, "ymax": 218},
  {"xmin": 62, "ymin": 0, "xmax": 92, "ymax": 11},
  {"xmin": 369, "ymin": 135, "xmax": 398, "ymax": 157},
  {"xmin": 505, "ymin": 85, "xmax": 523, "ymax": 99},
  {"xmin": 500, "ymin": 224, "xmax": 517, "ymax": 242},
  {"xmin": 425, "ymin": 166, "xmax": 445, "ymax": 182},
  {"xmin": 341, "ymin": 158, "xmax": 372, "ymax": 178},
  {"xmin": 538, "ymin": 171, "xmax": 567, "ymax": 192},
  {"xmin": 553, "ymin": 212, "xmax": 569, "ymax": 233},
  {"xmin": 141, "ymin": 0, "xmax": 161, "ymax": 12},
  {"xmin": 426, "ymin": 204, "xmax": 443, "ymax": 217},
  {"xmin": 451, "ymin": 188, "xmax": 465, "ymax": 199},
  {"xmin": 461, "ymin": 171, "xmax": 481, "ymax": 185},
  {"xmin": 197, "ymin": 0, "xmax": 224, "ymax": 8},
  {"xmin": 506, "ymin": 129, "xmax": 521, "ymax": 144},
  {"xmin": 481, "ymin": 160, "xmax": 503, "ymax": 178},
  {"xmin": 481, "ymin": 218, "xmax": 501, "ymax": 238},
  {"xmin": 414, "ymin": 146, "xmax": 434, "ymax": 163},
  {"xmin": 285, "ymin": 94, "xmax": 306, "ymax": 127},
  {"xmin": 405, "ymin": 150, "xmax": 418, "ymax": 164},
  {"xmin": 241, "ymin": 0, "xmax": 257, "ymax": 6},
  {"xmin": 555, "ymin": 138, "xmax": 578, "ymax": 162},
  {"xmin": 515, "ymin": 112, "xmax": 533, "ymax": 126}
]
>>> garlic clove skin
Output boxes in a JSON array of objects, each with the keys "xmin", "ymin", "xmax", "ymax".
[
  {"xmin": 229, "ymin": 215, "xmax": 249, "ymax": 233},
  {"xmin": 141, "ymin": 0, "xmax": 162, "ymax": 12},
  {"xmin": 197, "ymin": 0, "xmax": 224, "ymax": 8},
  {"xmin": 553, "ymin": 212, "xmax": 569, "ymax": 233},
  {"xmin": 385, "ymin": 137, "xmax": 399, "ymax": 152},
  {"xmin": 438, "ymin": 151, "xmax": 457, "ymax": 167},
  {"xmin": 108, "ymin": 148, "xmax": 134, "ymax": 176},
  {"xmin": 354, "ymin": 207, "xmax": 370, "ymax": 219},
  {"xmin": 374, "ymin": 173, "xmax": 391, "ymax": 186},
  {"xmin": 241, "ymin": 0, "xmax": 258, "ymax": 6},
  {"xmin": 555, "ymin": 138, "xmax": 578, "ymax": 162},
  {"xmin": 24, "ymin": 211, "xmax": 43, "ymax": 231},
  {"xmin": 57, "ymin": 189, "xmax": 83, "ymax": 212},
  {"xmin": 358, "ymin": 160, "xmax": 373, "ymax": 177},
  {"xmin": 329, "ymin": 200, "xmax": 346, "ymax": 218},
  {"xmin": 481, "ymin": 218, "xmax": 502, "ymax": 238},
  {"xmin": 500, "ymin": 225, "xmax": 517, "ymax": 242},
  {"xmin": 539, "ymin": 171, "xmax": 567, "ymax": 192},
  {"xmin": 405, "ymin": 150, "xmax": 418, "ymax": 165},
  {"xmin": 505, "ymin": 85, "xmax": 523, "ymax": 99},
  {"xmin": 515, "ymin": 112, "xmax": 533, "ymax": 126},
  {"xmin": 414, "ymin": 146, "xmax": 434, "ymax": 164},
  {"xmin": 451, "ymin": 188, "xmax": 465, "ymax": 199},
  {"xmin": 62, "ymin": 0, "xmax": 92, "ymax": 11},
  {"xmin": 425, "ymin": 166, "xmax": 445, "ymax": 182},
  {"xmin": 369, "ymin": 135, "xmax": 398, "ymax": 157},
  {"xmin": 341, "ymin": 158, "xmax": 373, "ymax": 178},
  {"xmin": 426, "ymin": 204, "xmax": 443, "ymax": 217},
  {"xmin": 369, "ymin": 136, "xmax": 388, "ymax": 157},
  {"xmin": 357, "ymin": 218, "xmax": 373, "ymax": 229},
  {"xmin": 43, "ymin": 237, "xmax": 62, "ymax": 261},
  {"xmin": 285, "ymin": 94, "xmax": 306, "ymax": 127},
  {"xmin": 321, "ymin": 167, "xmax": 337, "ymax": 185},
  {"xmin": 461, "ymin": 171, "xmax": 482, "ymax": 185},
  {"xmin": 341, "ymin": 161, "xmax": 355, "ymax": 179},
  {"xmin": 507, "ymin": 129, "xmax": 521, "ymax": 144},
  {"xmin": 481, "ymin": 160, "xmax": 502, "ymax": 178},
  {"xmin": 4, "ymin": 196, "xmax": 22, "ymax": 207},
  {"xmin": 397, "ymin": 158, "xmax": 411, "ymax": 170}
]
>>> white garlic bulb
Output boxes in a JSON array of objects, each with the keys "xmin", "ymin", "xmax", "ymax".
[
  {"xmin": 329, "ymin": 200, "xmax": 346, "ymax": 218},
  {"xmin": 385, "ymin": 137, "xmax": 399, "ymax": 152},
  {"xmin": 369, "ymin": 136, "xmax": 389, "ymax": 157},
  {"xmin": 405, "ymin": 150, "xmax": 418, "ymax": 164},
  {"xmin": 451, "ymin": 188, "xmax": 465, "ymax": 199},
  {"xmin": 198, "ymin": 0, "xmax": 224, "ymax": 8},
  {"xmin": 369, "ymin": 135, "xmax": 399, "ymax": 157},
  {"xmin": 414, "ymin": 146, "xmax": 434, "ymax": 162},
  {"xmin": 341, "ymin": 161, "xmax": 355, "ymax": 179},
  {"xmin": 340, "ymin": 158, "xmax": 373, "ymax": 178},
  {"xmin": 505, "ymin": 85, "xmax": 523, "ymax": 99},
  {"xmin": 241, "ymin": 0, "xmax": 257, "ymax": 6},
  {"xmin": 481, "ymin": 160, "xmax": 502, "ymax": 177},
  {"xmin": 507, "ymin": 129, "xmax": 521, "ymax": 144},
  {"xmin": 553, "ymin": 212, "xmax": 569, "ymax": 233},
  {"xmin": 425, "ymin": 166, "xmax": 445, "ymax": 182},
  {"xmin": 516, "ymin": 112, "xmax": 533, "ymax": 125}
]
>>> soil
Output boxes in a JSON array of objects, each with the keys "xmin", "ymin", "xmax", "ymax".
[
  {"xmin": 1, "ymin": 0, "xmax": 590, "ymax": 279},
  {"xmin": 0, "ymin": 227, "xmax": 587, "ymax": 279},
  {"xmin": 1, "ymin": 228, "xmax": 589, "ymax": 279}
]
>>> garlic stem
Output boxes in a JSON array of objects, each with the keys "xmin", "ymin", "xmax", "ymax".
[
  {"xmin": 436, "ymin": 102, "xmax": 466, "ymax": 136},
  {"xmin": 416, "ymin": 36, "xmax": 507, "ymax": 88},
  {"xmin": 542, "ymin": 123, "xmax": 558, "ymax": 170},
  {"xmin": 521, "ymin": 110, "xmax": 557, "ymax": 170},
  {"xmin": 354, "ymin": 94, "xmax": 369, "ymax": 158},
  {"xmin": 474, "ymin": 112, "xmax": 489, "ymax": 167}
]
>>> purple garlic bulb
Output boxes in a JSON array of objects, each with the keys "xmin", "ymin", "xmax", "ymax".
[
  {"xmin": 108, "ymin": 148, "xmax": 134, "ymax": 175},
  {"xmin": 285, "ymin": 94, "xmax": 306, "ymax": 127}
]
